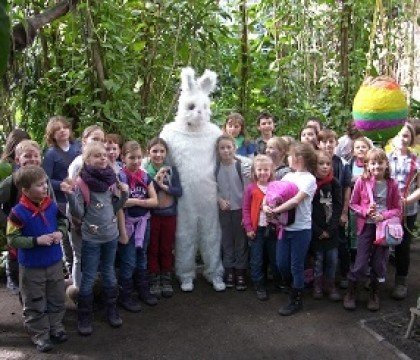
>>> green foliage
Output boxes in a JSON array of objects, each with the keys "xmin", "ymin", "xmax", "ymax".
[{"xmin": 0, "ymin": 0, "xmax": 10, "ymax": 77}]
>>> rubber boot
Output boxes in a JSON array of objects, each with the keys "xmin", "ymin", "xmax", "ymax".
[
  {"xmin": 77, "ymin": 293, "xmax": 94, "ymax": 336},
  {"xmin": 235, "ymin": 269, "xmax": 247, "ymax": 291},
  {"xmin": 367, "ymin": 280, "xmax": 380, "ymax": 312},
  {"xmin": 391, "ymin": 276, "xmax": 407, "ymax": 300},
  {"xmin": 278, "ymin": 288, "xmax": 303, "ymax": 316},
  {"xmin": 312, "ymin": 276, "xmax": 323, "ymax": 299},
  {"xmin": 343, "ymin": 280, "xmax": 356, "ymax": 310},
  {"xmin": 325, "ymin": 279, "xmax": 342, "ymax": 302},
  {"xmin": 119, "ymin": 278, "xmax": 142, "ymax": 313},
  {"xmin": 103, "ymin": 287, "xmax": 123, "ymax": 327},
  {"xmin": 135, "ymin": 269, "xmax": 158, "ymax": 306},
  {"xmin": 161, "ymin": 272, "xmax": 174, "ymax": 298}
]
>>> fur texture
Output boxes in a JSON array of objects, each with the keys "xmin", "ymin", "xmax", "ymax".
[{"xmin": 160, "ymin": 67, "xmax": 223, "ymax": 283}]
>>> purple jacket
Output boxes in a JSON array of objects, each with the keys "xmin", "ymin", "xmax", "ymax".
[{"xmin": 349, "ymin": 176, "xmax": 401, "ymax": 235}]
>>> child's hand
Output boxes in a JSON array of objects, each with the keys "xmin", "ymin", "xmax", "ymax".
[
  {"xmin": 367, "ymin": 203, "xmax": 377, "ymax": 218},
  {"xmin": 319, "ymin": 231, "xmax": 330, "ymax": 240},
  {"xmin": 340, "ymin": 212, "xmax": 348, "ymax": 226},
  {"xmin": 246, "ymin": 231, "xmax": 256, "ymax": 239},
  {"xmin": 218, "ymin": 198, "xmax": 230, "ymax": 211},
  {"xmin": 37, "ymin": 234, "xmax": 54, "ymax": 246},
  {"xmin": 372, "ymin": 213, "xmax": 384, "ymax": 223},
  {"xmin": 118, "ymin": 235, "xmax": 129, "ymax": 245},
  {"xmin": 117, "ymin": 181, "xmax": 129, "ymax": 193},
  {"xmin": 263, "ymin": 204, "xmax": 273, "ymax": 215},
  {"xmin": 51, "ymin": 231, "xmax": 63, "ymax": 244},
  {"xmin": 60, "ymin": 178, "xmax": 75, "ymax": 194}
]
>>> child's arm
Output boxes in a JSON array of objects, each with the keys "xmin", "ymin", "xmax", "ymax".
[
  {"xmin": 328, "ymin": 180, "xmax": 343, "ymax": 236},
  {"xmin": 242, "ymin": 185, "xmax": 255, "ymax": 238},
  {"xmin": 349, "ymin": 178, "xmax": 368, "ymax": 217},
  {"xmin": 65, "ymin": 186, "xmax": 86, "ymax": 219},
  {"xmin": 112, "ymin": 182, "xmax": 129, "ymax": 212},
  {"xmin": 271, "ymin": 191, "xmax": 308, "ymax": 214},
  {"xmin": 154, "ymin": 166, "xmax": 183, "ymax": 198},
  {"xmin": 340, "ymin": 186, "xmax": 351, "ymax": 225},
  {"xmin": 0, "ymin": 175, "xmax": 12, "ymax": 217},
  {"xmin": 42, "ymin": 150, "xmax": 62, "ymax": 192},
  {"xmin": 404, "ymin": 173, "xmax": 420, "ymax": 205}
]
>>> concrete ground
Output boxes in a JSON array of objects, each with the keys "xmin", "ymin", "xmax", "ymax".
[{"xmin": 0, "ymin": 241, "xmax": 419, "ymax": 360}]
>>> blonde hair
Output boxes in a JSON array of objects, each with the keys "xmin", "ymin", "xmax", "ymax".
[
  {"xmin": 82, "ymin": 142, "xmax": 106, "ymax": 163},
  {"xmin": 45, "ymin": 116, "xmax": 73, "ymax": 146},
  {"xmin": 14, "ymin": 140, "xmax": 41, "ymax": 158},
  {"xmin": 267, "ymin": 136, "xmax": 288, "ymax": 154},
  {"xmin": 251, "ymin": 154, "xmax": 274, "ymax": 182},
  {"xmin": 82, "ymin": 125, "xmax": 104, "ymax": 140},
  {"xmin": 353, "ymin": 136, "xmax": 372, "ymax": 152}
]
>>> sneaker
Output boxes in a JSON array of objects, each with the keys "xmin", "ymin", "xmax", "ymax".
[
  {"xmin": 50, "ymin": 331, "xmax": 68, "ymax": 344},
  {"xmin": 225, "ymin": 269, "xmax": 235, "ymax": 288},
  {"xmin": 180, "ymin": 279, "xmax": 194, "ymax": 292},
  {"xmin": 150, "ymin": 274, "xmax": 162, "ymax": 298},
  {"xmin": 6, "ymin": 276, "xmax": 19, "ymax": 295},
  {"xmin": 161, "ymin": 273, "xmax": 174, "ymax": 298},
  {"xmin": 212, "ymin": 275, "xmax": 226, "ymax": 292},
  {"xmin": 33, "ymin": 338, "xmax": 54, "ymax": 353},
  {"xmin": 256, "ymin": 285, "xmax": 268, "ymax": 301}
]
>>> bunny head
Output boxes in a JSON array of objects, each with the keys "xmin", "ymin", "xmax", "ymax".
[{"xmin": 175, "ymin": 67, "xmax": 217, "ymax": 131}]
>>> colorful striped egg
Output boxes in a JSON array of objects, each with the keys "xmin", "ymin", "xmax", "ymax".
[{"xmin": 352, "ymin": 76, "xmax": 408, "ymax": 142}]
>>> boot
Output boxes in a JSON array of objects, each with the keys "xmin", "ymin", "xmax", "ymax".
[
  {"xmin": 391, "ymin": 276, "xmax": 407, "ymax": 300},
  {"xmin": 325, "ymin": 279, "xmax": 341, "ymax": 302},
  {"xmin": 77, "ymin": 293, "xmax": 94, "ymax": 336},
  {"xmin": 150, "ymin": 274, "xmax": 162, "ymax": 298},
  {"xmin": 119, "ymin": 278, "xmax": 142, "ymax": 313},
  {"xmin": 343, "ymin": 280, "xmax": 356, "ymax": 310},
  {"xmin": 255, "ymin": 283, "xmax": 268, "ymax": 301},
  {"xmin": 135, "ymin": 269, "xmax": 158, "ymax": 306},
  {"xmin": 312, "ymin": 276, "xmax": 323, "ymax": 299},
  {"xmin": 278, "ymin": 288, "xmax": 303, "ymax": 316},
  {"xmin": 103, "ymin": 287, "xmax": 123, "ymax": 327},
  {"xmin": 235, "ymin": 269, "xmax": 247, "ymax": 291},
  {"xmin": 367, "ymin": 280, "xmax": 380, "ymax": 312},
  {"xmin": 224, "ymin": 268, "xmax": 235, "ymax": 288},
  {"xmin": 161, "ymin": 272, "xmax": 174, "ymax": 298}
]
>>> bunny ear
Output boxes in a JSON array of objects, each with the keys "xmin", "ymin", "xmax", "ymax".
[
  {"xmin": 197, "ymin": 69, "xmax": 217, "ymax": 94},
  {"xmin": 180, "ymin": 67, "xmax": 196, "ymax": 92}
]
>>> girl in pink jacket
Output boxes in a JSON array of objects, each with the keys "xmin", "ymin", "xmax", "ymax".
[{"xmin": 343, "ymin": 148, "xmax": 401, "ymax": 312}]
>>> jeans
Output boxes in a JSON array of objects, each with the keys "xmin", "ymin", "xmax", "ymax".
[
  {"xmin": 314, "ymin": 248, "xmax": 338, "ymax": 280},
  {"xmin": 79, "ymin": 238, "xmax": 118, "ymax": 296},
  {"xmin": 277, "ymin": 229, "xmax": 312, "ymax": 289},
  {"xmin": 249, "ymin": 226, "xmax": 277, "ymax": 286},
  {"xmin": 119, "ymin": 220, "xmax": 150, "ymax": 280}
]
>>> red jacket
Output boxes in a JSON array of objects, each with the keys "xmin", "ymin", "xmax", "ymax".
[{"xmin": 242, "ymin": 183, "xmax": 265, "ymax": 233}]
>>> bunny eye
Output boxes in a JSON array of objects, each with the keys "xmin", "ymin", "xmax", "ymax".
[{"xmin": 188, "ymin": 103, "xmax": 195, "ymax": 110}]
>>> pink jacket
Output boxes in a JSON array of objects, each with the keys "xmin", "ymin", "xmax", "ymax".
[{"xmin": 349, "ymin": 176, "xmax": 401, "ymax": 235}]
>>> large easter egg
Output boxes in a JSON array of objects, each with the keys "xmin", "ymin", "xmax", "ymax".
[{"xmin": 352, "ymin": 76, "xmax": 408, "ymax": 142}]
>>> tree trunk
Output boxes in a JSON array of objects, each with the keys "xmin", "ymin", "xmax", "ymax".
[
  {"xmin": 239, "ymin": 0, "xmax": 248, "ymax": 115},
  {"xmin": 340, "ymin": 0, "xmax": 351, "ymax": 109}
]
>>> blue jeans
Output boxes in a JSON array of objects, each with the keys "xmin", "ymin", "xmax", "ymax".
[
  {"xmin": 314, "ymin": 248, "xmax": 338, "ymax": 280},
  {"xmin": 249, "ymin": 226, "xmax": 277, "ymax": 286},
  {"xmin": 79, "ymin": 238, "xmax": 118, "ymax": 296},
  {"xmin": 119, "ymin": 220, "xmax": 150, "ymax": 280},
  {"xmin": 277, "ymin": 229, "xmax": 312, "ymax": 289}
]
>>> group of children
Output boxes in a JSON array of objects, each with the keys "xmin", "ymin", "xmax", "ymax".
[{"xmin": 0, "ymin": 112, "xmax": 419, "ymax": 353}]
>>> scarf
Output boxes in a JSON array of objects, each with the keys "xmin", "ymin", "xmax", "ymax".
[
  {"xmin": 235, "ymin": 135, "xmax": 245, "ymax": 149},
  {"xmin": 80, "ymin": 165, "xmax": 117, "ymax": 193},
  {"xmin": 145, "ymin": 161, "xmax": 160, "ymax": 179},
  {"xmin": 355, "ymin": 157, "xmax": 365, "ymax": 167},
  {"xmin": 20, "ymin": 194, "xmax": 52, "ymax": 225},
  {"xmin": 316, "ymin": 170, "xmax": 333, "ymax": 192},
  {"xmin": 123, "ymin": 168, "xmax": 147, "ymax": 190}
]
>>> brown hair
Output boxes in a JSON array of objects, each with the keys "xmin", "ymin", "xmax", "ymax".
[
  {"xmin": 256, "ymin": 111, "xmax": 274, "ymax": 125},
  {"xmin": 364, "ymin": 148, "xmax": 391, "ymax": 179},
  {"xmin": 82, "ymin": 142, "xmax": 106, "ymax": 163},
  {"xmin": 44, "ymin": 116, "xmax": 73, "ymax": 147},
  {"xmin": 147, "ymin": 137, "xmax": 168, "ymax": 152},
  {"xmin": 14, "ymin": 165, "xmax": 46, "ymax": 190},
  {"xmin": 251, "ymin": 155, "xmax": 274, "ymax": 182},
  {"xmin": 223, "ymin": 113, "xmax": 246, "ymax": 138},
  {"xmin": 290, "ymin": 142, "xmax": 318, "ymax": 174},
  {"xmin": 15, "ymin": 140, "xmax": 41, "ymax": 158},
  {"xmin": 318, "ymin": 129, "xmax": 338, "ymax": 142},
  {"xmin": 105, "ymin": 133, "xmax": 123, "ymax": 147},
  {"xmin": 1, "ymin": 129, "xmax": 30, "ymax": 163},
  {"xmin": 316, "ymin": 150, "xmax": 333, "ymax": 162},
  {"xmin": 122, "ymin": 140, "xmax": 142, "ymax": 157},
  {"xmin": 82, "ymin": 125, "xmax": 104, "ymax": 140}
]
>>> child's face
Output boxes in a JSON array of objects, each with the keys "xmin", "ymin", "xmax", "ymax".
[
  {"xmin": 396, "ymin": 126, "xmax": 412, "ymax": 149},
  {"xmin": 353, "ymin": 140, "xmax": 369, "ymax": 159},
  {"xmin": 225, "ymin": 120, "xmax": 242, "ymax": 138},
  {"xmin": 367, "ymin": 158, "xmax": 386, "ymax": 179},
  {"xmin": 265, "ymin": 139, "xmax": 283, "ymax": 160},
  {"xmin": 149, "ymin": 144, "xmax": 167, "ymax": 167},
  {"xmin": 218, "ymin": 139, "xmax": 235, "ymax": 162},
  {"xmin": 23, "ymin": 176, "xmax": 48, "ymax": 203},
  {"xmin": 105, "ymin": 142, "xmax": 120, "ymax": 164},
  {"xmin": 254, "ymin": 161, "xmax": 272, "ymax": 183},
  {"xmin": 84, "ymin": 130, "xmax": 105, "ymax": 145},
  {"xmin": 300, "ymin": 128, "xmax": 317, "ymax": 146},
  {"xmin": 258, "ymin": 117, "xmax": 274, "ymax": 136},
  {"xmin": 53, "ymin": 122, "xmax": 70, "ymax": 143},
  {"xmin": 16, "ymin": 149, "xmax": 41, "ymax": 167},
  {"xmin": 123, "ymin": 150, "xmax": 142, "ymax": 171},
  {"xmin": 318, "ymin": 137, "xmax": 336, "ymax": 155},
  {"xmin": 86, "ymin": 149, "xmax": 108, "ymax": 169},
  {"xmin": 316, "ymin": 155, "xmax": 331, "ymax": 178}
]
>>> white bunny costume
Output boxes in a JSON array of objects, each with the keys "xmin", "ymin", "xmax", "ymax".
[{"xmin": 160, "ymin": 68, "xmax": 225, "ymax": 292}]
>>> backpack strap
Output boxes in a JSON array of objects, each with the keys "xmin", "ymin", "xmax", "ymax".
[
  {"xmin": 215, "ymin": 159, "xmax": 243, "ymax": 188},
  {"xmin": 75, "ymin": 177, "xmax": 90, "ymax": 205}
]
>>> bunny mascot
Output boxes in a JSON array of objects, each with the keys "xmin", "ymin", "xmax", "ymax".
[{"xmin": 160, "ymin": 67, "xmax": 225, "ymax": 292}]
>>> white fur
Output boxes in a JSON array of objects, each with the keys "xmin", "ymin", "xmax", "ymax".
[{"xmin": 160, "ymin": 68, "xmax": 223, "ymax": 283}]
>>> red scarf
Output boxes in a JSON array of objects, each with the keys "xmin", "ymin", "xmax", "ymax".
[
  {"xmin": 316, "ymin": 171, "xmax": 333, "ymax": 192},
  {"xmin": 355, "ymin": 157, "xmax": 365, "ymax": 167},
  {"xmin": 20, "ymin": 194, "xmax": 52, "ymax": 225},
  {"xmin": 123, "ymin": 168, "xmax": 147, "ymax": 190}
]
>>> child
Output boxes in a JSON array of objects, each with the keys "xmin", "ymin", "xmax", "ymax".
[
  {"xmin": 105, "ymin": 133, "xmax": 123, "ymax": 174},
  {"xmin": 7, "ymin": 165, "xmax": 68, "ymax": 352},
  {"xmin": 300, "ymin": 124, "xmax": 319, "ymax": 149},
  {"xmin": 118, "ymin": 141, "xmax": 158, "ymax": 308},
  {"xmin": 311, "ymin": 151, "xmax": 342, "ymax": 301},
  {"xmin": 343, "ymin": 148, "xmax": 401, "ymax": 311},
  {"xmin": 255, "ymin": 111, "xmax": 275, "ymax": 155},
  {"xmin": 216, "ymin": 135, "xmax": 250, "ymax": 290},
  {"xmin": 243, "ymin": 155, "xmax": 277, "ymax": 300},
  {"xmin": 64, "ymin": 142, "xmax": 128, "ymax": 335},
  {"xmin": 0, "ymin": 128, "xmax": 30, "ymax": 169},
  {"xmin": 318, "ymin": 129, "xmax": 352, "ymax": 288},
  {"xmin": 142, "ymin": 138, "xmax": 182, "ymax": 298},
  {"xmin": 305, "ymin": 118, "xmax": 322, "ymax": 133},
  {"xmin": 223, "ymin": 113, "xmax": 255, "ymax": 158},
  {"xmin": 387, "ymin": 122, "xmax": 419, "ymax": 299},
  {"xmin": 265, "ymin": 143, "xmax": 317, "ymax": 315},
  {"xmin": 43, "ymin": 116, "xmax": 81, "ymax": 277},
  {"xmin": 265, "ymin": 136, "xmax": 291, "ymax": 180}
]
